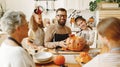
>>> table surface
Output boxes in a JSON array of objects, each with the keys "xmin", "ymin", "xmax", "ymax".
[
  {"xmin": 48, "ymin": 48, "xmax": 100, "ymax": 55},
  {"xmin": 30, "ymin": 48, "xmax": 100, "ymax": 67},
  {"xmin": 36, "ymin": 62, "xmax": 81, "ymax": 67},
  {"xmin": 34, "ymin": 54, "xmax": 81, "ymax": 67},
  {"xmin": 34, "ymin": 49, "xmax": 84, "ymax": 67}
]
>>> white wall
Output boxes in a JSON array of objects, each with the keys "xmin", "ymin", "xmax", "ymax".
[
  {"xmin": 1, "ymin": 0, "xmax": 96, "ymax": 23},
  {"xmin": 5, "ymin": 0, "xmax": 35, "ymax": 20}
]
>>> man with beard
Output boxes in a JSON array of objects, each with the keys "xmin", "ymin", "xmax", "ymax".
[{"xmin": 44, "ymin": 8, "xmax": 71, "ymax": 48}]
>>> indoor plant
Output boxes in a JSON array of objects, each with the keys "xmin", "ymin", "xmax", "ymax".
[{"xmin": 89, "ymin": 1, "xmax": 97, "ymax": 11}]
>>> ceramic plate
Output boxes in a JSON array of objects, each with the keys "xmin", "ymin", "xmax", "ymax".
[
  {"xmin": 33, "ymin": 52, "xmax": 53, "ymax": 62},
  {"xmin": 34, "ymin": 57, "xmax": 53, "ymax": 64}
]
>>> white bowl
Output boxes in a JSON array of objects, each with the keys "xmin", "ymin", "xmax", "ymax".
[{"xmin": 33, "ymin": 52, "xmax": 53, "ymax": 62}]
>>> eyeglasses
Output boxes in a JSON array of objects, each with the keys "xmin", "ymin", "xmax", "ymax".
[{"xmin": 56, "ymin": 14, "xmax": 67, "ymax": 17}]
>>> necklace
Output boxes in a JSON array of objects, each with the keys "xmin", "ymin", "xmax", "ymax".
[
  {"xmin": 110, "ymin": 47, "xmax": 120, "ymax": 53},
  {"xmin": 8, "ymin": 37, "xmax": 22, "ymax": 47}
]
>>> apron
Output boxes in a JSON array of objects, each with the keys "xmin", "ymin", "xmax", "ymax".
[{"xmin": 51, "ymin": 33, "xmax": 69, "ymax": 42}]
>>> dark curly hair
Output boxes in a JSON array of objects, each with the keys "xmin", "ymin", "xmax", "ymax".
[{"xmin": 75, "ymin": 16, "xmax": 86, "ymax": 22}]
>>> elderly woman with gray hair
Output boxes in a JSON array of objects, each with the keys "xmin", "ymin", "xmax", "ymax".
[{"xmin": 0, "ymin": 11, "xmax": 35, "ymax": 67}]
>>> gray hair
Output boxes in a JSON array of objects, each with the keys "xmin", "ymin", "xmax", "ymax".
[{"xmin": 0, "ymin": 10, "xmax": 25, "ymax": 34}]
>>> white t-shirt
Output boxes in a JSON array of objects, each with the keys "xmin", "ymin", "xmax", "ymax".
[
  {"xmin": 83, "ymin": 53, "xmax": 120, "ymax": 67},
  {"xmin": 0, "ymin": 41, "xmax": 35, "ymax": 67},
  {"xmin": 76, "ymin": 28, "xmax": 95, "ymax": 46}
]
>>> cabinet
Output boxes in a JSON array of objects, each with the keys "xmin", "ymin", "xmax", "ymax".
[
  {"xmin": 65, "ymin": 0, "xmax": 91, "ymax": 10},
  {"xmin": 99, "ymin": 9, "xmax": 120, "ymax": 19}
]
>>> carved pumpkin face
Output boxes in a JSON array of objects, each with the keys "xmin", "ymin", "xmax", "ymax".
[{"xmin": 66, "ymin": 34, "xmax": 86, "ymax": 51}]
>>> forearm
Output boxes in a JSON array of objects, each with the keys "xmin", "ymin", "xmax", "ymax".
[
  {"xmin": 44, "ymin": 40, "xmax": 67, "ymax": 49},
  {"xmin": 44, "ymin": 41, "xmax": 59, "ymax": 48},
  {"xmin": 87, "ymin": 30, "xmax": 95, "ymax": 46}
]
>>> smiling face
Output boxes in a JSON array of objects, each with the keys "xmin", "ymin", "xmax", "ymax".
[
  {"xmin": 56, "ymin": 11, "xmax": 67, "ymax": 26},
  {"xmin": 76, "ymin": 19, "xmax": 87, "ymax": 30}
]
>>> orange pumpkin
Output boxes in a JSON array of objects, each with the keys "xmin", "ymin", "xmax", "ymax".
[
  {"xmin": 88, "ymin": 17, "xmax": 94, "ymax": 22},
  {"xmin": 66, "ymin": 34, "xmax": 86, "ymax": 51},
  {"xmin": 53, "ymin": 55, "xmax": 65, "ymax": 65},
  {"xmin": 70, "ymin": 17, "xmax": 75, "ymax": 24}
]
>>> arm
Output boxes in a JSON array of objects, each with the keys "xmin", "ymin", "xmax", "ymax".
[
  {"xmin": 44, "ymin": 25, "xmax": 59, "ymax": 48},
  {"xmin": 27, "ymin": 29, "xmax": 42, "ymax": 49},
  {"xmin": 44, "ymin": 25, "xmax": 67, "ymax": 48},
  {"xmin": 87, "ymin": 30, "xmax": 95, "ymax": 46}
]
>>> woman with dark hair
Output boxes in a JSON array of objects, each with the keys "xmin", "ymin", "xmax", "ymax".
[{"xmin": 83, "ymin": 17, "xmax": 120, "ymax": 67}]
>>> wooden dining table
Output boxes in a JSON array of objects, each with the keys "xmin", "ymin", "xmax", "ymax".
[
  {"xmin": 21, "ymin": 38, "xmax": 100, "ymax": 67},
  {"xmin": 36, "ymin": 62, "xmax": 81, "ymax": 67},
  {"xmin": 34, "ymin": 48, "xmax": 100, "ymax": 67},
  {"xmin": 33, "ymin": 48, "xmax": 84, "ymax": 67}
]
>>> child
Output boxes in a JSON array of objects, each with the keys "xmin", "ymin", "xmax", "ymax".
[
  {"xmin": 25, "ymin": 6, "xmax": 46, "ymax": 52},
  {"xmin": 75, "ymin": 16, "xmax": 95, "ymax": 46},
  {"xmin": 84, "ymin": 17, "xmax": 120, "ymax": 67}
]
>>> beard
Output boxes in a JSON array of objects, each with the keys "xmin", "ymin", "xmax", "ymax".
[{"xmin": 58, "ymin": 19, "xmax": 66, "ymax": 26}]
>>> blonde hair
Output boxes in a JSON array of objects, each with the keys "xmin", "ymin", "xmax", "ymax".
[
  {"xmin": 97, "ymin": 17, "xmax": 120, "ymax": 44},
  {"xmin": 29, "ymin": 13, "xmax": 43, "ymax": 32}
]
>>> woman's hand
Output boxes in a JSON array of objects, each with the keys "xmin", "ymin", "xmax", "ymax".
[
  {"xmin": 32, "ymin": 45, "xmax": 39, "ymax": 49},
  {"xmin": 27, "ymin": 39, "xmax": 39, "ymax": 49}
]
